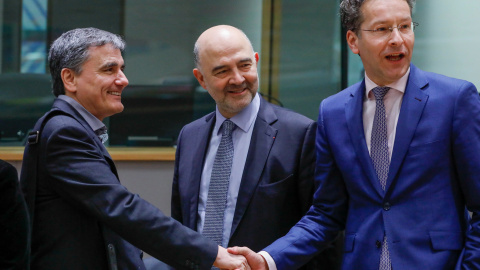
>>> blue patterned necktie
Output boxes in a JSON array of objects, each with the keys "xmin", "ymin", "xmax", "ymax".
[
  {"xmin": 370, "ymin": 86, "xmax": 391, "ymax": 270},
  {"xmin": 95, "ymin": 126, "xmax": 109, "ymax": 144},
  {"xmin": 203, "ymin": 119, "xmax": 235, "ymax": 248}
]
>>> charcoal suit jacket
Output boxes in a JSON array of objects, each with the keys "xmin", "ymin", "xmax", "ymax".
[
  {"xmin": 21, "ymin": 98, "xmax": 218, "ymax": 270},
  {"xmin": 172, "ymin": 95, "xmax": 342, "ymax": 269},
  {"xmin": 0, "ymin": 160, "xmax": 29, "ymax": 269}
]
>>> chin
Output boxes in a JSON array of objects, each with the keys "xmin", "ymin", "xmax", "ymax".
[
  {"xmin": 112, "ymin": 106, "xmax": 125, "ymax": 115},
  {"xmin": 236, "ymin": 100, "xmax": 252, "ymax": 110}
]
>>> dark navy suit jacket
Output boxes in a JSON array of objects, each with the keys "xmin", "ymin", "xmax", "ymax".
[
  {"xmin": 0, "ymin": 160, "xmax": 29, "ymax": 270},
  {"xmin": 172, "ymin": 96, "xmax": 342, "ymax": 269},
  {"xmin": 264, "ymin": 64, "xmax": 480, "ymax": 269},
  {"xmin": 21, "ymin": 98, "xmax": 218, "ymax": 270}
]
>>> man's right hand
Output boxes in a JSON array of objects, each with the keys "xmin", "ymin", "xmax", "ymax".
[
  {"xmin": 214, "ymin": 246, "xmax": 250, "ymax": 270},
  {"xmin": 227, "ymin": 247, "xmax": 268, "ymax": 270}
]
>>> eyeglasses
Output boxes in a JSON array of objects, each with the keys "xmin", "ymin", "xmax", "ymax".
[{"xmin": 357, "ymin": 22, "xmax": 419, "ymax": 38}]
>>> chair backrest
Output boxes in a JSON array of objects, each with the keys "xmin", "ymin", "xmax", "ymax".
[{"xmin": 0, "ymin": 73, "xmax": 54, "ymax": 145}]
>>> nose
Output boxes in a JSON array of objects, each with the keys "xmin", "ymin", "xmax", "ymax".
[
  {"xmin": 115, "ymin": 70, "xmax": 129, "ymax": 86},
  {"xmin": 388, "ymin": 27, "xmax": 404, "ymax": 46},
  {"xmin": 229, "ymin": 69, "xmax": 245, "ymax": 85}
]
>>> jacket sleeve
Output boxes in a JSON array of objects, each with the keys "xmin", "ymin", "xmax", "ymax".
[
  {"xmin": 0, "ymin": 160, "xmax": 29, "ymax": 269},
  {"xmin": 264, "ymin": 101, "xmax": 348, "ymax": 270},
  {"xmin": 452, "ymin": 82, "xmax": 480, "ymax": 270},
  {"xmin": 296, "ymin": 120, "xmax": 317, "ymax": 213},
  {"xmin": 171, "ymin": 127, "xmax": 185, "ymax": 223},
  {"xmin": 41, "ymin": 116, "xmax": 217, "ymax": 270}
]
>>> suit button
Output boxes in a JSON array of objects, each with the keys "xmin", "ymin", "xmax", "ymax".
[
  {"xmin": 383, "ymin": 202, "xmax": 391, "ymax": 211},
  {"xmin": 376, "ymin": 240, "xmax": 381, "ymax": 248}
]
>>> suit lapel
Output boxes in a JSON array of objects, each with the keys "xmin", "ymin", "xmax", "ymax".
[
  {"xmin": 345, "ymin": 82, "xmax": 385, "ymax": 196},
  {"xmin": 99, "ymin": 146, "xmax": 118, "ymax": 178},
  {"xmin": 386, "ymin": 65, "xmax": 429, "ymax": 192},
  {"xmin": 230, "ymin": 97, "xmax": 277, "ymax": 238},
  {"xmin": 186, "ymin": 113, "xmax": 215, "ymax": 229}
]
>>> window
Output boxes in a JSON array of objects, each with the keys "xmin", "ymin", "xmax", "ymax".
[{"xmin": 5, "ymin": 1, "xmax": 474, "ymax": 148}]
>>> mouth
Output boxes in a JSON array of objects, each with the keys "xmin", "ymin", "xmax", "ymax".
[
  {"xmin": 226, "ymin": 84, "xmax": 249, "ymax": 95},
  {"xmin": 385, "ymin": 53, "xmax": 405, "ymax": 61},
  {"xmin": 108, "ymin": 91, "xmax": 121, "ymax": 96},
  {"xmin": 228, "ymin": 88, "xmax": 246, "ymax": 94}
]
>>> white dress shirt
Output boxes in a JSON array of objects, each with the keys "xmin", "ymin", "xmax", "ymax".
[{"xmin": 259, "ymin": 69, "xmax": 410, "ymax": 269}]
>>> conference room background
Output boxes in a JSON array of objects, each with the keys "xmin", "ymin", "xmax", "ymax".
[{"xmin": 0, "ymin": 0, "xmax": 478, "ymax": 147}]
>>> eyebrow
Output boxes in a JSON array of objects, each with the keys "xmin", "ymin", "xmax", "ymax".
[
  {"xmin": 371, "ymin": 16, "xmax": 412, "ymax": 25},
  {"xmin": 100, "ymin": 62, "xmax": 125, "ymax": 69},
  {"xmin": 211, "ymin": 57, "xmax": 252, "ymax": 73}
]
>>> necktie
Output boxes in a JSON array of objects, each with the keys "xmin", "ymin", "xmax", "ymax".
[
  {"xmin": 203, "ymin": 119, "xmax": 235, "ymax": 247},
  {"xmin": 370, "ymin": 86, "xmax": 391, "ymax": 270},
  {"xmin": 95, "ymin": 126, "xmax": 109, "ymax": 144}
]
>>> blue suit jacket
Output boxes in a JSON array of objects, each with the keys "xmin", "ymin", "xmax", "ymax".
[
  {"xmin": 172, "ymin": 96, "xmax": 342, "ymax": 269},
  {"xmin": 264, "ymin": 64, "xmax": 480, "ymax": 269},
  {"xmin": 21, "ymin": 98, "xmax": 218, "ymax": 270}
]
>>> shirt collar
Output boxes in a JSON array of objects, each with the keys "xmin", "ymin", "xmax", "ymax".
[
  {"xmin": 214, "ymin": 92, "xmax": 260, "ymax": 134},
  {"xmin": 365, "ymin": 67, "xmax": 410, "ymax": 98},
  {"xmin": 57, "ymin": 95, "xmax": 106, "ymax": 133}
]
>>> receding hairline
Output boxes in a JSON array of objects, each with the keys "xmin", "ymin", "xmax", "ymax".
[{"xmin": 194, "ymin": 25, "xmax": 254, "ymax": 69}]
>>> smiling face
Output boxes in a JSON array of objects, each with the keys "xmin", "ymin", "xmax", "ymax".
[
  {"xmin": 62, "ymin": 43, "xmax": 128, "ymax": 121},
  {"xmin": 193, "ymin": 26, "xmax": 259, "ymax": 119},
  {"xmin": 346, "ymin": 0, "xmax": 414, "ymax": 86}
]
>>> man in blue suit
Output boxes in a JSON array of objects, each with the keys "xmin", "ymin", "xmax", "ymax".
[
  {"xmin": 20, "ymin": 27, "xmax": 247, "ymax": 270},
  {"xmin": 171, "ymin": 25, "xmax": 342, "ymax": 269},
  {"xmin": 231, "ymin": 0, "xmax": 480, "ymax": 269}
]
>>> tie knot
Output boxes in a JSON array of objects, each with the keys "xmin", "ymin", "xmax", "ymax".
[
  {"xmin": 95, "ymin": 126, "xmax": 108, "ymax": 144},
  {"xmin": 372, "ymin": 86, "xmax": 391, "ymax": 100},
  {"xmin": 95, "ymin": 126, "xmax": 107, "ymax": 135},
  {"xmin": 222, "ymin": 120, "xmax": 235, "ymax": 136}
]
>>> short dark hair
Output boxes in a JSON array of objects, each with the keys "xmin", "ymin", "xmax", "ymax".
[
  {"xmin": 339, "ymin": 0, "xmax": 416, "ymax": 33},
  {"xmin": 48, "ymin": 27, "xmax": 125, "ymax": 97}
]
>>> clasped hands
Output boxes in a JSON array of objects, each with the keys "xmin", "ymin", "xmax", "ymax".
[{"xmin": 214, "ymin": 246, "xmax": 268, "ymax": 270}]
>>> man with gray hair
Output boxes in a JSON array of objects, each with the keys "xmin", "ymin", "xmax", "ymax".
[
  {"xmin": 20, "ymin": 27, "xmax": 248, "ymax": 270},
  {"xmin": 232, "ymin": 0, "xmax": 480, "ymax": 269}
]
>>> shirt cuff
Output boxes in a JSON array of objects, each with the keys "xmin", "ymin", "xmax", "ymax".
[{"xmin": 258, "ymin": 251, "xmax": 277, "ymax": 270}]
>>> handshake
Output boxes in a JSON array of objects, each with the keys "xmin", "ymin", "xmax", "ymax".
[{"xmin": 214, "ymin": 246, "xmax": 268, "ymax": 270}]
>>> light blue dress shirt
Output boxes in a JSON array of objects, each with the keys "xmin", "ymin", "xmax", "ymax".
[{"xmin": 197, "ymin": 93, "xmax": 260, "ymax": 247}]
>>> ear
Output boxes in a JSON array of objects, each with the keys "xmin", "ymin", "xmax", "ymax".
[
  {"xmin": 254, "ymin": 52, "xmax": 259, "ymax": 64},
  {"xmin": 346, "ymin": 30, "xmax": 360, "ymax": 55},
  {"xmin": 61, "ymin": 68, "xmax": 77, "ymax": 94},
  {"xmin": 193, "ymin": 68, "xmax": 207, "ymax": 90}
]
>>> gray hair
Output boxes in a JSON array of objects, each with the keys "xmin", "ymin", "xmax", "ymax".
[
  {"xmin": 193, "ymin": 42, "xmax": 201, "ymax": 69},
  {"xmin": 340, "ymin": 0, "xmax": 416, "ymax": 34},
  {"xmin": 48, "ymin": 27, "xmax": 125, "ymax": 97}
]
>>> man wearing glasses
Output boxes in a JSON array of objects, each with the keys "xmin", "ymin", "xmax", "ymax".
[{"xmin": 231, "ymin": 0, "xmax": 480, "ymax": 269}]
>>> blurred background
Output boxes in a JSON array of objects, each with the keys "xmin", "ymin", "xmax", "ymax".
[{"xmin": 1, "ymin": 0, "xmax": 477, "ymax": 147}]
